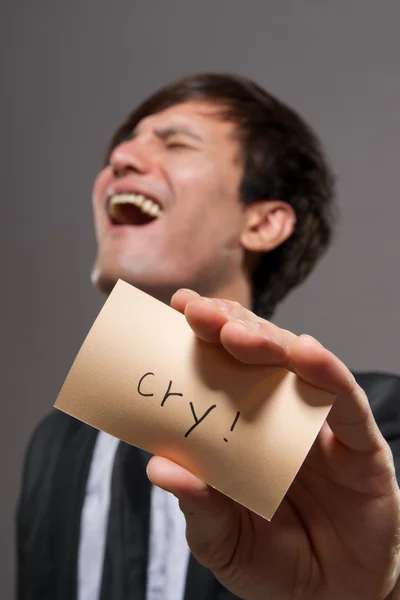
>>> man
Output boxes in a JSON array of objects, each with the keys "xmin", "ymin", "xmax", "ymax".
[{"xmin": 17, "ymin": 73, "xmax": 400, "ymax": 599}]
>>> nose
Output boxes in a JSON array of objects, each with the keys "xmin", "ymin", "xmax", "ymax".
[{"xmin": 109, "ymin": 137, "xmax": 153, "ymax": 177}]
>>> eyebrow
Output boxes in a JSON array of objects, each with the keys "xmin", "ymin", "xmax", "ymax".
[{"xmin": 133, "ymin": 125, "xmax": 204, "ymax": 143}]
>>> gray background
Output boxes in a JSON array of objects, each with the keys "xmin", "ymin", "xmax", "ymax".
[{"xmin": 1, "ymin": 1, "xmax": 399, "ymax": 596}]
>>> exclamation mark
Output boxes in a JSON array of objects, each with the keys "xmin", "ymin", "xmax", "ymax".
[{"xmin": 224, "ymin": 411, "xmax": 240, "ymax": 442}]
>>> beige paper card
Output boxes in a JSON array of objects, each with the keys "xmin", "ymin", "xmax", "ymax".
[{"xmin": 55, "ymin": 279, "xmax": 335, "ymax": 520}]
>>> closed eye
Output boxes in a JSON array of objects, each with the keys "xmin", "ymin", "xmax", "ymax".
[{"xmin": 166, "ymin": 142, "xmax": 189, "ymax": 149}]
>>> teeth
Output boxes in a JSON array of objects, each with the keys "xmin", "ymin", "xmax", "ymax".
[
  {"xmin": 142, "ymin": 199, "xmax": 152, "ymax": 213},
  {"xmin": 148, "ymin": 203, "xmax": 159, "ymax": 217},
  {"xmin": 108, "ymin": 193, "xmax": 163, "ymax": 218}
]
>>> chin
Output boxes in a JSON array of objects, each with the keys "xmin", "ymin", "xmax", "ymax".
[
  {"xmin": 90, "ymin": 262, "xmax": 120, "ymax": 296},
  {"xmin": 90, "ymin": 260, "xmax": 174, "ymax": 304},
  {"xmin": 91, "ymin": 251, "xmax": 211, "ymax": 303}
]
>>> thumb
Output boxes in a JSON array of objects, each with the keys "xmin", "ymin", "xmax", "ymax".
[{"xmin": 146, "ymin": 456, "xmax": 240, "ymax": 573}]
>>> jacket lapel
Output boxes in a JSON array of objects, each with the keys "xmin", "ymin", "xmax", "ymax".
[{"xmin": 49, "ymin": 415, "xmax": 98, "ymax": 600}]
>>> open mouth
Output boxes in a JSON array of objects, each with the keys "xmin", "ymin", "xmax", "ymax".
[{"xmin": 107, "ymin": 193, "xmax": 163, "ymax": 226}]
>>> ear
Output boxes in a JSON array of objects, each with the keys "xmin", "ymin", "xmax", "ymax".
[{"xmin": 240, "ymin": 200, "xmax": 296, "ymax": 253}]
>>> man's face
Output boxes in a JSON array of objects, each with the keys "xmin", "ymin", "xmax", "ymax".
[{"xmin": 91, "ymin": 100, "xmax": 247, "ymax": 302}]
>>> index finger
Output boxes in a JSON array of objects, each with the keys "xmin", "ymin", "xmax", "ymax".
[{"xmin": 172, "ymin": 290, "xmax": 383, "ymax": 454}]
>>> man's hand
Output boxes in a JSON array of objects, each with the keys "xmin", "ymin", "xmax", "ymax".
[{"xmin": 146, "ymin": 289, "xmax": 400, "ymax": 600}]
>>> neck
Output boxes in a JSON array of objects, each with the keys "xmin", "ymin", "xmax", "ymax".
[
  {"xmin": 204, "ymin": 271, "xmax": 252, "ymax": 311},
  {"xmin": 137, "ymin": 279, "xmax": 252, "ymax": 311},
  {"xmin": 99, "ymin": 270, "xmax": 253, "ymax": 313}
]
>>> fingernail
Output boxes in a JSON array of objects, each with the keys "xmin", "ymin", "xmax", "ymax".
[
  {"xmin": 202, "ymin": 297, "xmax": 228, "ymax": 312},
  {"xmin": 302, "ymin": 334, "xmax": 324, "ymax": 348},
  {"xmin": 238, "ymin": 319, "xmax": 260, "ymax": 332},
  {"xmin": 146, "ymin": 464, "xmax": 154, "ymax": 483},
  {"xmin": 177, "ymin": 288, "xmax": 200, "ymax": 297}
]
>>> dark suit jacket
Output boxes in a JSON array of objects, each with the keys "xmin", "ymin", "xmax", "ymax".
[{"xmin": 16, "ymin": 372, "xmax": 400, "ymax": 600}]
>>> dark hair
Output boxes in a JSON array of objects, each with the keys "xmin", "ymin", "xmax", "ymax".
[{"xmin": 105, "ymin": 73, "xmax": 336, "ymax": 319}]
